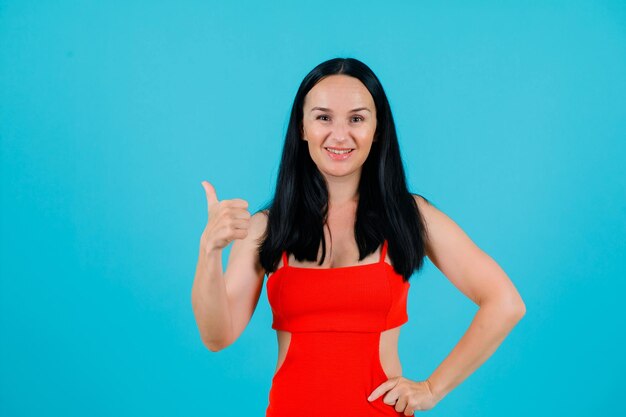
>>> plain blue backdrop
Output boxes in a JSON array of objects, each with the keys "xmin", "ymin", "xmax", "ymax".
[{"xmin": 1, "ymin": 1, "xmax": 625, "ymax": 416}]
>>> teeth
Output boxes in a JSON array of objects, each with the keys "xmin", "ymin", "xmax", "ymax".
[{"xmin": 326, "ymin": 148, "xmax": 353, "ymax": 154}]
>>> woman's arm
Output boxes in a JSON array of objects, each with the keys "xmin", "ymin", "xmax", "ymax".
[
  {"xmin": 414, "ymin": 195, "xmax": 526, "ymax": 402},
  {"xmin": 191, "ymin": 183, "xmax": 268, "ymax": 352}
]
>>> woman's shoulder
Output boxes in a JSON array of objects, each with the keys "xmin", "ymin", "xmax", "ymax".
[
  {"xmin": 411, "ymin": 193, "xmax": 436, "ymax": 236},
  {"xmin": 250, "ymin": 209, "xmax": 270, "ymax": 234},
  {"xmin": 411, "ymin": 193, "xmax": 432, "ymax": 210},
  {"xmin": 251, "ymin": 209, "xmax": 269, "ymax": 221}
]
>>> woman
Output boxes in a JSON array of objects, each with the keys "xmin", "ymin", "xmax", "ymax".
[{"xmin": 192, "ymin": 57, "xmax": 526, "ymax": 416}]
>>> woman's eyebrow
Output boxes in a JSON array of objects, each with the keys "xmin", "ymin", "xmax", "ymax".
[{"xmin": 310, "ymin": 106, "xmax": 371, "ymax": 113}]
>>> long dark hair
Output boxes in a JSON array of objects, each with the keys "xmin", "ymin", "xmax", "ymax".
[{"xmin": 255, "ymin": 57, "xmax": 430, "ymax": 282}]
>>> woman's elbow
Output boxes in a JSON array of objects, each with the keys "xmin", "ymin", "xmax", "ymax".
[
  {"xmin": 506, "ymin": 296, "xmax": 526, "ymax": 322},
  {"xmin": 485, "ymin": 292, "xmax": 526, "ymax": 321}
]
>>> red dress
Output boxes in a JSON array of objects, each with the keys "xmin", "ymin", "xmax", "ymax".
[{"xmin": 265, "ymin": 239, "xmax": 411, "ymax": 416}]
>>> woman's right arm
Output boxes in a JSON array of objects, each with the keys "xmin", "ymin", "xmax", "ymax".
[{"xmin": 191, "ymin": 181, "xmax": 268, "ymax": 352}]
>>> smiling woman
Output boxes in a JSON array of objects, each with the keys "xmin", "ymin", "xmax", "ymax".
[
  {"xmin": 192, "ymin": 57, "xmax": 526, "ymax": 417},
  {"xmin": 302, "ymin": 75, "xmax": 377, "ymax": 175}
]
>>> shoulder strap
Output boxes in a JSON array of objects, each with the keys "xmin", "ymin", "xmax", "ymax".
[
  {"xmin": 379, "ymin": 239, "xmax": 388, "ymax": 263},
  {"xmin": 282, "ymin": 250, "xmax": 289, "ymax": 267}
]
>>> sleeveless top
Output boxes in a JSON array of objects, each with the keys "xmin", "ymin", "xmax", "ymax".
[
  {"xmin": 264, "ymin": 239, "xmax": 411, "ymax": 416},
  {"xmin": 266, "ymin": 239, "xmax": 410, "ymax": 333}
]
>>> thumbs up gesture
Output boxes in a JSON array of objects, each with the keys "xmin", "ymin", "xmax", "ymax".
[{"xmin": 200, "ymin": 180, "xmax": 251, "ymax": 254}]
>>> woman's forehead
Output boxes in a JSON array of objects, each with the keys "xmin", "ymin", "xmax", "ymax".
[{"xmin": 304, "ymin": 75, "xmax": 374, "ymax": 111}]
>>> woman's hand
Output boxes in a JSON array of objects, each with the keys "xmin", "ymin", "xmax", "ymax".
[
  {"xmin": 200, "ymin": 180, "xmax": 251, "ymax": 254},
  {"xmin": 367, "ymin": 376, "xmax": 440, "ymax": 415}
]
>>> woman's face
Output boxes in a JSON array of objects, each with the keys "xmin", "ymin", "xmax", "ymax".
[{"xmin": 301, "ymin": 74, "xmax": 377, "ymax": 178}]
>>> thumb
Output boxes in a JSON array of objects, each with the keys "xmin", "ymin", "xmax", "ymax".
[{"xmin": 201, "ymin": 180, "xmax": 219, "ymax": 209}]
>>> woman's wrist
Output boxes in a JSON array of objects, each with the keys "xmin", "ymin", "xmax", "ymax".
[{"xmin": 425, "ymin": 377, "xmax": 447, "ymax": 403}]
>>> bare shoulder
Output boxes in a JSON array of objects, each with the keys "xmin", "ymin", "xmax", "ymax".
[
  {"xmin": 247, "ymin": 209, "xmax": 270, "ymax": 270},
  {"xmin": 250, "ymin": 209, "xmax": 269, "ymax": 235},
  {"xmin": 250, "ymin": 210, "xmax": 269, "ymax": 227},
  {"xmin": 411, "ymin": 193, "xmax": 434, "ymax": 230},
  {"xmin": 411, "ymin": 192, "xmax": 458, "ymax": 258},
  {"xmin": 412, "ymin": 193, "xmax": 431, "ymax": 211}
]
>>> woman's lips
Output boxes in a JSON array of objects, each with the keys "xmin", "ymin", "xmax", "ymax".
[{"xmin": 324, "ymin": 147, "xmax": 354, "ymax": 160}]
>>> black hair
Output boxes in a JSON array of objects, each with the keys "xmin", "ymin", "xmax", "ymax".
[{"xmin": 255, "ymin": 57, "xmax": 431, "ymax": 282}]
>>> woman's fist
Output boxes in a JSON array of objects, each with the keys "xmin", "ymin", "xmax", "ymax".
[{"xmin": 200, "ymin": 180, "xmax": 251, "ymax": 254}]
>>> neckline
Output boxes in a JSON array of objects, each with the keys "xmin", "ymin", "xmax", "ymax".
[
  {"xmin": 281, "ymin": 261, "xmax": 393, "ymax": 272},
  {"xmin": 267, "ymin": 260, "xmax": 397, "ymax": 285},
  {"xmin": 276, "ymin": 239, "xmax": 390, "ymax": 273}
]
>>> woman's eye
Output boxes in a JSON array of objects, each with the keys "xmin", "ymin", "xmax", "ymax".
[{"xmin": 316, "ymin": 115, "xmax": 363, "ymax": 122}]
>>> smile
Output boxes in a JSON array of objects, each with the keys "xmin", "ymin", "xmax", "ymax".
[{"xmin": 325, "ymin": 147, "xmax": 354, "ymax": 160}]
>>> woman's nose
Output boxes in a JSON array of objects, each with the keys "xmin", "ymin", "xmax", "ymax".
[{"xmin": 330, "ymin": 120, "xmax": 351, "ymax": 140}]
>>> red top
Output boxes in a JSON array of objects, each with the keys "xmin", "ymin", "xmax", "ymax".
[{"xmin": 266, "ymin": 239, "xmax": 410, "ymax": 333}]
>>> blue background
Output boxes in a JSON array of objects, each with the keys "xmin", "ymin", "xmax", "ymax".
[{"xmin": 1, "ymin": 1, "xmax": 625, "ymax": 416}]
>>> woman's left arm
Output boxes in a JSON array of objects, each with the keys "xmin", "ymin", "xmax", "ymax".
[{"xmin": 414, "ymin": 195, "xmax": 526, "ymax": 403}]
